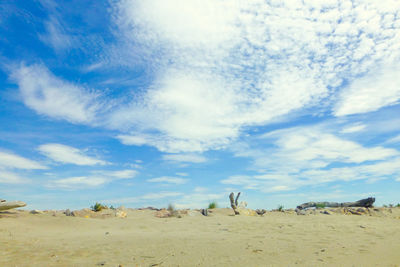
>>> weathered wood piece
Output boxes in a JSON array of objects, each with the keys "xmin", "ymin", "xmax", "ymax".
[
  {"xmin": 229, "ymin": 192, "xmax": 240, "ymax": 215},
  {"xmin": 0, "ymin": 201, "xmax": 27, "ymax": 211},
  {"xmin": 296, "ymin": 197, "xmax": 375, "ymax": 210},
  {"xmin": 200, "ymin": 209, "xmax": 208, "ymax": 216}
]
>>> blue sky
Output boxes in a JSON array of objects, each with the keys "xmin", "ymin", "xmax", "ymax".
[{"xmin": 1, "ymin": 0, "xmax": 400, "ymax": 210}]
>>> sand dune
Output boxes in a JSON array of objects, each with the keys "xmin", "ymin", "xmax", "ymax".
[{"xmin": 1, "ymin": 207, "xmax": 400, "ymax": 266}]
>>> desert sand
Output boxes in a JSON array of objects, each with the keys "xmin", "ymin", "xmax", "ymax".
[{"xmin": 1, "ymin": 207, "xmax": 400, "ymax": 266}]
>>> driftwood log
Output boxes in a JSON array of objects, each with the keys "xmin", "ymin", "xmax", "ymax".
[
  {"xmin": 0, "ymin": 201, "xmax": 27, "ymax": 211},
  {"xmin": 296, "ymin": 197, "xmax": 375, "ymax": 210},
  {"xmin": 229, "ymin": 192, "xmax": 241, "ymax": 215}
]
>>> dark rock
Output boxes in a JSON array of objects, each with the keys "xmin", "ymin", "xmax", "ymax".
[
  {"xmin": 256, "ymin": 209, "xmax": 266, "ymax": 215},
  {"xmin": 64, "ymin": 209, "xmax": 72, "ymax": 216}
]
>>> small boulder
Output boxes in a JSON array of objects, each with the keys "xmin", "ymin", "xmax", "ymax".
[
  {"xmin": 64, "ymin": 209, "xmax": 72, "ymax": 216},
  {"xmin": 154, "ymin": 209, "xmax": 171, "ymax": 218},
  {"xmin": 256, "ymin": 209, "xmax": 266, "ymax": 215},
  {"xmin": 30, "ymin": 210, "xmax": 43, "ymax": 214},
  {"xmin": 115, "ymin": 210, "xmax": 127, "ymax": 218},
  {"xmin": 320, "ymin": 210, "xmax": 332, "ymax": 215},
  {"xmin": 296, "ymin": 209, "xmax": 307, "ymax": 215},
  {"xmin": 237, "ymin": 208, "xmax": 257, "ymax": 216}
]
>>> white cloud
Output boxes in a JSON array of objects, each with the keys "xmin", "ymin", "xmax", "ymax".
[
  {"xmin": 106, "ymin": 0, "xmax": 400, "ymax": 152},
  {"xmin": 10, "ymin": 1, "xmax": 400, "ymax": 154},
  {"xmin": 104, "ymin": 191, "xmax": 183, "ymax": 204},
  {"xmin": 10, "ymin": 64, "xmax": 103, "ymax": 124},
  {"xmin": 115, "ymin": 0, "xmax": 239, "ymax": 49},
  {"xmin": 47, "ymin": 176, "xmax": 108, "ymax": 189},
  {"xmin": 340, "ymin": 124, "xmax": 366, "ymax": 134},
  {"xmin": 0, "ymin": 170, "xmax": 30, "ymax": 184},
  {"xmin": 162, "ymin": 153, "xmax": 206, "ymax": 163},
  {"xmin": 39, "ymin": 16, "xmax": 75, "ymax": 51},
  {"xmin": 226, "ymin": 125, "xmax": 400, "ymax": 192},
  {"xmin": 47, "ymin": 169, "xmax": 138, "ymax": 189},
  {"xmin": 147, "ymin": 176, "xmax": 188, "ymax": 185},
  {"xmin": 38, "ymin": 143, "xmax": 108, "ymax": 166},
  {"xmin": 259, "ymin": 127, "xmax": 398, "ymax": 166},
  {"xmin": 174, "ymin": 192, "xmax": 226, "ymax": 209},
  {"xmin": 334, "ymin": 65, "xmax": 400, "ymax": 116},
  {"xmin": 0, "ymin": 150, "xmax": 47, "ymax": 170},
  {"xmin": 386, "ymin": 134, "xmax": 400, "ymax": 144},
  {"xmin": 92, "ymin": 169, "xmax": 138, "ymax": 179}
]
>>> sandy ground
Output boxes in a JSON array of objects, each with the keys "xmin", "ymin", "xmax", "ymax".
[{"xmin": 1, "ymin": 208, "xmax": 400, "ymax": 267}]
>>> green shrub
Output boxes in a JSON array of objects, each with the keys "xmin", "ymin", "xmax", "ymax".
[
  {"xmin": 315, "ymin": 203, "xmax": 326, "ymax": 209},
  {"xmin": 277, "ymin": 205, "xmax": 284, "ymax": 211},
  {"xmin": 208, "ymin": 202, "xmax": 217, "ymax": 209},
  {"xmin": 91, "ymin": 202, "xmax": 108, "ymax": 212}
]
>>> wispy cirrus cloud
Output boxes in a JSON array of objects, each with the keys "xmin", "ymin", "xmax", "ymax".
[
  {"xmin": 39, "ymin": 15, "xmax": 75, "ymax": 51},
  {"xmin": 340, "ymin": 123, "xmax": 366, "ymax": 134},
  {"xmin": 104, "ymin": 191, "xmax": 183, "ymax": 204},
  {"xmin": 0, "ymin": 150, "xmax": 46, "ymax": 184},
  {"xmin": 147, "ymin": 176, "xmax": 189, "ymax": 185},
  {"xmin": 0, "ymin": 170, "xmax": 30, "ymax": 184},
  {"xmin": 107, "ymin": 0, "xmax": 400, "ymax": 152},
  {"xmin": 8, "ymin": 0, "xmax": 400, "ymax": 154},
  {"xmin": 162, "ymin": 153, "xmax": 206, "ymax": 163},
  {"xmin": 46, "ymin": 169, "xmax": 138, "ymax": 189},
  {"xmin": 10, "ymin": 64, "xmax": 104, "ymax": 124},
  {"xmin": 225, "ymin": 125, "xmax": 400, "ymax": 192},
  {"xmin": 0, "ymin": 150, "xmax": 47, "ymax": 170},
  {"xmin": 47, "ymin": 176, "xmax": 107, "ymax": 189},
  {"xmin": 38, "ymin": 143, "xmax": 108, "ymax": 166},
  {"xmin": 334, "ymin": 65, "xmax": 400, "ymax": 116}
]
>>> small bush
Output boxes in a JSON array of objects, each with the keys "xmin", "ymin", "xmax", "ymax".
[
  {"xmin": 383, "ymin": 204, "xmax": 388, "ymax": 208},
  {"xmin": 315, "ymin": 203, "xmax": 326, "ymax": 209},
  {"xmin": 167, "ymin": 203, "xmax": 180, "ymax": 217},
  {"xmin": 277, "ymin": 205, "xmax": 284, "ymax": 211},
  {"xmin": 91, "ymin": 202, "xmax": 108, "ymax": 212},
  {"xmin": 396, "ymin": 203, "xmax": 400, "ymax": 208},
  {"xmin": 208, "ymin": 202, "xmax": 217, "ymax": 209}
]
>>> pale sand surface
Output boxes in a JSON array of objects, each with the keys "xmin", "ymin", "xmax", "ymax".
[{"xmin": 1, "ymin": 208, "xmax": 400, "ymax": 266}]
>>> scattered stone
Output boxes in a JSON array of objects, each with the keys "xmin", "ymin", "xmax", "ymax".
[
  {"xmin": 30, "ymin": 210, "xmax": 43, "ymax": 214},
  {"xmin": 320, "ymin": 210, "xmax": 332, "ymax": 215},
  {"xmin": 154, "ymin": 209, "xmax": 171, "ymax": 218},
  {"xmin": 138, "ymin": 206, "xmax": 160, "ymax": 211},
  {"xmin": 236, "ymin": 208, "xmax": 257, "ymax": 216},
  {"xmin": 64, "ymin": 209, "xmax": 72, "ymax": 216},
  {"xmin": 71, "ymin": 208, "xmax": 94, "ymax": 217},
  {"xmin": 115, "ymin": 210, "xmax": 127, "ymax": 218},
  {"xmin": 296, "ymin": 209, "xmax": 307, "ymax": 215},
  {"xmin": 256, "ymin": 209, "xmax": 266, "ymax": 215}
]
